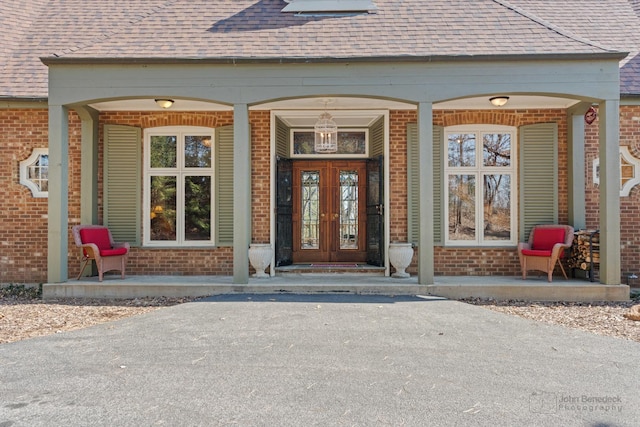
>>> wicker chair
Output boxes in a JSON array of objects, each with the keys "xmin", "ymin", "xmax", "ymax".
[
  {"xmin": 72, "ymin": 225, "xmax": 130, "ymax": 281},
  {"xmin": 518, "ymin": 224, "xmax": 574, "ymax": 282}
]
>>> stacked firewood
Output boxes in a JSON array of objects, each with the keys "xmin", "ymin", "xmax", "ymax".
[{"xmin": 567, "ymin": 230, "xmax": 600, "ymax": 271}]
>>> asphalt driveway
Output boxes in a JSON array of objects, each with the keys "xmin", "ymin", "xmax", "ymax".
[{"xmin": 1, "ymin": 294, "xmax": 638, "ymax": 426}]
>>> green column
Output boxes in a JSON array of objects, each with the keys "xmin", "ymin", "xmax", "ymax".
[
  {"xmin": 567, "ymin": 103, "xmax": 588, "ymax": 231},
  {"xmin": 233, "ymin": 104, "xmax": 251, "ymax": 284},
  {"xmin": 47, "ymin": 104, "xmax": 69, "ymax": 283},
  {"xmin": 598, "ymin": 99, "xmax": 621, "ymax": 285},
  {"xmin": 75, "ymin": 106, "xmax": 99, "ymax": 225},
  {"xmin": 417, "ymin": 102, "xmax": 434, "ymax": 285}
]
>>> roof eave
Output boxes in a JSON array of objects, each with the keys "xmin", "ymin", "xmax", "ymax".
[{"xmin": 40, "ymin": 52, "xmax": 629, "ymax": 66}]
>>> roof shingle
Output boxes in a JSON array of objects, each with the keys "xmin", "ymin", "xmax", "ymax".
[{"xmin": 1, "ymin": 0, "xmax": 639, "ymax": 98}]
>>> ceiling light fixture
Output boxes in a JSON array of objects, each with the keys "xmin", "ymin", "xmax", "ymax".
[
  {"xmin": 489, "ymin": 96, "xmax": 510, "ymax": 107},
  {"xmin": 155, "ymin": 99, "xmax": 174, "ymax": 109},
  {"xmin": 314, "ymin": 101, "xmax": 338, "ymax": 153}
]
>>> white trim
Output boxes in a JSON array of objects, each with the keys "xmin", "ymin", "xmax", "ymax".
[
  {"xmin": 19, "ymin": 148, "xmax": 49, "ymax": 198},
  {"xmin": 592, "ymin": 146, "xmax": 640, "ymax": 197},
  {"xmin": 443, "ymin": 125, "xmax": 517, "ymax": 246},
  {"xmin": 143, "ymin": 126, "xmax": 216, "ymax": 247}
]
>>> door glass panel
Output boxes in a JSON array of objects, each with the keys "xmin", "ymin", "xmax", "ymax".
[
  {"xmin": 184, "ymin": 176, "xmax": 211, "ymax": 241},
  {"xmin": 448, "ymin": 174, "xmax": 476, "ymax": 240},
  {"xmin": 483, "ymin": 174, "xmax": 511, "ymax": 241},
  {"xmin": 150, "ymin": 175, "xmax": 177, "ymax": 241},
  {"xmin": 340, "ymin": 170, "xmax": 358, "ymax": 249},
  {"xmin": 301, "ymin": 171, "xmax": 320, "ymax": 249}
]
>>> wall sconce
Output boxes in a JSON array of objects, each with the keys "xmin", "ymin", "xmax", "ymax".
[
  {"xmin": 489, "ymin": 96, "xmax": 509, "ymax": 107},
  {"xmin": 155, "ymin": 99, "xmax": 174, "ymax": 109}
]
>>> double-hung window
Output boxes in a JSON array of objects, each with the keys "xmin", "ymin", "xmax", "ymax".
[
  {"xmin": 144, "ymin": 126, "xmax": 215, "ymax": 246},
  {"xmin": 444, "ymin": 125, "xmax": 517, "ymax": 246}
]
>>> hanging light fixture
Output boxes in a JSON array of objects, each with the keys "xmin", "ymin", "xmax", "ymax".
[{"xmin": 314, "ymin": 102, "xmax": 338, "ymax": 153}]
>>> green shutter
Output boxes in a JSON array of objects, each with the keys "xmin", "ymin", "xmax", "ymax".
[
  {"xmin": 275, "ymin": 117, "xmax": 290, "ymax": 158},
  {"xmin": 104, "ymin": 124, "xmax": 141, "ymax": 245},
  {"xmin": 407, "ymin": 123, "xmax": 443, "ymax": 245},
  {"xmin": 369, "ymin": 116, "xmax": 385, "ymax": 157},
  {"xmin": 519, "ymin": 122, "xmax": 558, "ymax": 240},
  {"xmin": 216, "ymin": 125, "xmax": 234, "ymax": 245},
  {"xmin": 432, "ymin": 125, "xmax": 443, "ymax": 245}
]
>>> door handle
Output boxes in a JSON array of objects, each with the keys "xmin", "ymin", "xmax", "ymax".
[{"xmin": 333, "ymin": 213, "xmax": 339, "ymax": 220}]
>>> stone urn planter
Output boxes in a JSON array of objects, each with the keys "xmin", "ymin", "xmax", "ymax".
[
  {"xmin": 388, "ymin": 243, "xmax": 414, "ymax": 278},
  {"xmin": 248, "ymin": 244, "xmax": 273, "ymax": 278}
]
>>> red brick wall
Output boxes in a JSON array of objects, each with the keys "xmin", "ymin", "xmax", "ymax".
[
  {"xmin": 0, "ymin": 109, "xmax": 51, "ymax": 283},
  {"xmin": 3, "ymin": 105, "xmax": 639, "ymax": 282},
  {"xmin": 391, "ymin": 109, "xmax": 568, "ymax": 276},
  {"xmin": 585, "ymin": 106, "xmax": 640, "ymax": 281}
]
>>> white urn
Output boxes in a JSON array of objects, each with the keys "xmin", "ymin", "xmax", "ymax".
[
  {"xmin": 248, "ymin": 243, "xmax": 273, "ymax": 278},
  {"xmin": 388, "ymin": 243, "xmax": 414, "ymax": 278}
]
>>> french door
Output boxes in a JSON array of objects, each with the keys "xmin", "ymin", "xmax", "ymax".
[{"xmin": 292, "ymin": 160, "xmax": 367, "ymax": 263}]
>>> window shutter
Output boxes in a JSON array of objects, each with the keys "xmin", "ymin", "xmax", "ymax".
[
  {"xmin": 432, "ymin": 125, "xmax": 443, "ymax": 245},
  {"xmin": 407, "ymin": 123, "xmax": 443, "ymax": 245},
  {"xmin": 369, "ymin": 116, "xmax": 385, "ymax": 157},
  {"xmin": 519, "ymin": 122, "xmax": 558, "ymax": 240},
  {"xmin": 275, "ymin": 117, "xmax": 290, "ymax": 158},
  {"xmin": 104, "ymin": 124, "xmax": 141, "ymax": 245},
  {"xmin": 215, "ymin": 125, "xmax": 234, "ymax": 245}
]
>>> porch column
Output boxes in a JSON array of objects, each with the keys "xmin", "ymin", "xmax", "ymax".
[
  {"xmin": 567, "ymin": 103, "xmax": 589, "ymax": 230},
  {"xmin": 417, "ymin": 102, "xmax": 434, "ymax": 285},
  {"xmin": 47, "ymin": 104, "xmax": 69, "ymax": 283},
  {"xmin": 598, "ymin": 100, "xmax": 621, "ymax": 284},
  {"xmin": 75, "ymin": 106, "xmax": 99, "ymax": 225},
  {"xmin": 233, "ymin": 103, "xmax": 251, "ymax": 284}
]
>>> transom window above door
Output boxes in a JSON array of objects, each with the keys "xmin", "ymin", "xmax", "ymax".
[
  {"xmin": 444, "ymin": 125, "xmax": 517, "ymax": 246},
  {"xmin": 143, "ymin": 126, "xmax": 215, "ymax": 246}
]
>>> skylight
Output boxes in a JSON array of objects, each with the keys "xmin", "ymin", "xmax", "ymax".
[{"xmin": 281, "ymin": 0, "xmax": 378, "ymax": 14}]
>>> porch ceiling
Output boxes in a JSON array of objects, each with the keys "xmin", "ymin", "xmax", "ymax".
[{"xmin": 89, "ymin": 95, "xmax": 580, "ymax": 126}]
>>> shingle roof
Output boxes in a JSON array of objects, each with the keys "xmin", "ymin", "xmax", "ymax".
[{"xmin": 1, "ymin": 0, "xmax": 638, "ymax": 99}]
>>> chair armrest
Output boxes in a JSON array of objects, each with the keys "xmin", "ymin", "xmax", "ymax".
[
  {"xmin": 517, "ymin": 242, "xmax": 531, "ymax": 252},
  {"xmin": 80, "ymin": 243, "xmax": 101, "ymax": 260},
  {"xmin": 551, "ymin": 242, "xmax": 571, "ymax": 260}
]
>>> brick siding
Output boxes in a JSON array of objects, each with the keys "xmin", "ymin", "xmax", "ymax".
[{"xmin": 1, "ymin": 106, "xmax": 638, "ymax": 282}]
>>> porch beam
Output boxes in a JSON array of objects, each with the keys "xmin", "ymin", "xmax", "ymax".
[
  {"xmin": 47, "ymin": 104, "xmax": 69, "ymax": 283},
  {"xmin": 417, "ymin": 102, "xmax": 434, "ymax": 285},
  {"xmin": 74, "ymin": 106, "xmax": 99, "ymax": 225},
  {"xmin": 566, "ymin": 103, "xmax": 590, "ymax": 230},
  {"xmin": 598, "ymin": 99, "xmax": 621, "ymax": 285},
  {"xmin": 233, "ymin": 103, "xmax": 251, "ymax": 284}
]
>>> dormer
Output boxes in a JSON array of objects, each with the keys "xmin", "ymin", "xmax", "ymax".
[{"xmin": 281, "ymin": 0, "xmax": 378, "ymax": 14}]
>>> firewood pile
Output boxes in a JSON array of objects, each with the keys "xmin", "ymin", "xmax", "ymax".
[{"xmin": 567, "ymin": 230, "xmax": 599, "ymax": 275}]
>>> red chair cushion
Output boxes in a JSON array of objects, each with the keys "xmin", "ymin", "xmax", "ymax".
[
  {"xmin": 521, "ymin": 249, "xmax": 552, "ymax": 257},
  {"xmin": 79, "ymin": 228, "xmax": 112, "ymax": 251},
  {"xmin": 100, "ymin": 247, "xmax": 128, "ymax": 257},
  {"xmin": 531, "ymin": 228, "xmax": 566, "ymax": 251}
]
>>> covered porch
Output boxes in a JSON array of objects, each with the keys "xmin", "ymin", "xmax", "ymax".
[{"xmin": 44, "ymin": 55, "xmax": 625, "ymax": 288}]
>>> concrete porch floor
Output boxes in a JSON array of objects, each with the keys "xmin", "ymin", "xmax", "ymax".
[{"xmin": 43, "ymin": 273, "xmax": 631, "ymax": 302}]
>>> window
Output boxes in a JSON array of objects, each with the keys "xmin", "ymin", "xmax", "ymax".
[
  {"xmin": 144, "ymin": 127, "xmax": 215, "ymax": 246},
  {"xmin": 592, "ymin": 146, "xmax": 640, "ymax": 196},
  {"xmin": 444, "ymin": 125, "xmax": 517, "ymax": 246},
  {"xmin": 19, "ymin": 148, "xmax": 49, "ymax": 198}
]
